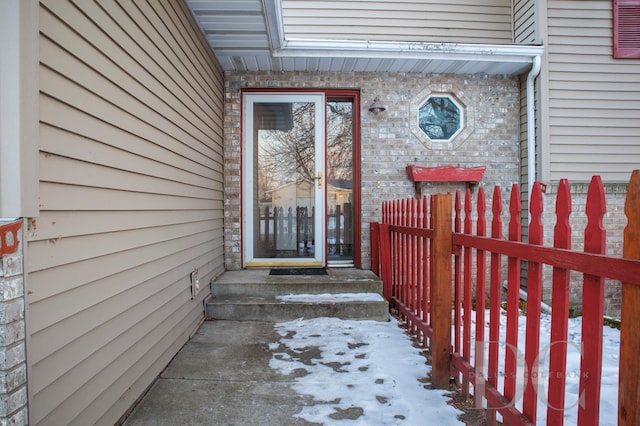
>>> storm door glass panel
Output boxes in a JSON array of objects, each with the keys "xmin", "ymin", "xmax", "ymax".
[
  {"xmin": 253, "ymin": 101, "xmax": 319, "ymax": 260},
  {"xmin": 327, "ymin": 100, "xmax": 354, "ymax": 263}
]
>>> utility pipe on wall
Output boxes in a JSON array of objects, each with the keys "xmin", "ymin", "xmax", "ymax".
[{"xmin": 526, "ymin": 55, "xmax": 542, "ymax": 198}]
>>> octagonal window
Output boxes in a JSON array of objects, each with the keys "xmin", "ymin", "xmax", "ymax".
[{"xmin": 418, "ymin": 95, "xmax": 463, "ymax": 141}]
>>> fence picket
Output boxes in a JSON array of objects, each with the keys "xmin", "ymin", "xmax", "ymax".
[
  {"xmin": 429, "ymin": 194, "xmax": 435, "ymax": 335},
  {"xmin": 371, "ymin": 222, "xmax": 380, "ymax": 276},
  {"xmin": 547, "ymin": 178, "xmax": 572, "ymax": 424},
  {"xmin": 475, "ymin": 188, "xmax": 487, "ymax": 406},
  {"xmin": 619, "ymin": 170, "xmax": 640, "ymax": 426},
  {"xmin": 504, "ymin": 184, "xmax": 521, "ymax": 404},
  {"xmin": 420, "ymin": 196, "xmax": 429, "ymax": 338},
  {"xmin": 487, "ymin": 187, "xmax": 503, "ymax": 425},
  {"xmin": 454, "ymin": 191, "xmax": 462, "ymax": 357},
  {"xmin": 410, "ymin": 197, "xmax": 417, "ymax": 332},
  {"xmin": 523, "ymin": 182, "xmax": 544, "ymax": 422},
  {"xmin": 402, "ymin": 199, "xmax": 409, "ymax": 311},
  {"xmin": 392, "ymin": 200, "xmax": 399, "ymax": 300},
  {"xmin": 463, "ymin": 189, "xmax": 473, "ymax": 399},
  {"xmin": 578, "ymin": 176, "xmax": 606, "ymax": 426}
]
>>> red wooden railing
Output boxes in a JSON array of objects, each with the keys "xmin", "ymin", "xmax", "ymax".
[{"xmin": 371, "ymin": 170, "xmax": 640, "ymax": 426}]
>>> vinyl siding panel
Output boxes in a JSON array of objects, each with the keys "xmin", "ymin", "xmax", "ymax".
[
  {"xmin": 29, "ymin": 1, "xmax": 225, "ymax": 424},
  {"xmin": 547, "ymin": 1, "xmax": 640, "ymax": 181},
  {"xmin": 514, "ymin": 0, "xmax": 536, "ymax": 43},
  {"xmin": 282, "ymin": 0, "xmax": 514, "ymax": 44}
]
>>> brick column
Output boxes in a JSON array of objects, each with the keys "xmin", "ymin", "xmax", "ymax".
[{"xmin": 0, "ymin": 221, "xmax": 27, "ymax": 425}]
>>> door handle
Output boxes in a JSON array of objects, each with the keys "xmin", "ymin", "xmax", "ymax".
[{"xmin": 314, "ymin": 171, "xmax": 322, "ymax": 189}]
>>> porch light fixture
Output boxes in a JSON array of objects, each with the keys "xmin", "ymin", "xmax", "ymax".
[{"xmin": 368, "ymin": 97, "xmax": 386, "ymax": 113}]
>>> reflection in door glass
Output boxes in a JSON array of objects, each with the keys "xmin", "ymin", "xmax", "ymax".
[
  {"xmin": 253, "ymin": 102, "xmax": 316, "ymax": 259},
  {"xmin": 327, "ymin": 100, "xmax": 354, "ymax": 262}
]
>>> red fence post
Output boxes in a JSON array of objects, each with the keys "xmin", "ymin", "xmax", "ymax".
[
  {"xmin": 619, "ymin": 170, "xmax": 640, "ymax": 426},
  {"xmin": 430, "ymin": 193, "xmax": 452, "ymax": 389}
]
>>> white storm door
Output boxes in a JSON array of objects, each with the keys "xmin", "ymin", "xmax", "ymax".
[{"xmin": 243, "ymin": 93, "xmax": 325, "ymax": 266}]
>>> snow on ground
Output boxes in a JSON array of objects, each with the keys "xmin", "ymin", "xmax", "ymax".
[
  {"xmin": 276, "ymin": 293, "xmax": 385, "ymax": 303},
  {"xmin": 269, "ymin": 309, "xmax": 621, "ymax": 426},
  {"xmin": 468, "ymin": 311, "xmax": 620, "ymax": 426},
  {"xmin": 269, "ymin": 316, "xmax": 464, "ymax": 425}
]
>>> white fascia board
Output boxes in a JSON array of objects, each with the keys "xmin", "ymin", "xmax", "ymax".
[{"xmin": 275, "ymin": 38, "xmax": 544, "ymax": 64}]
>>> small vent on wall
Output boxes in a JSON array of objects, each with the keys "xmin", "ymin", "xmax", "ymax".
[{"xmin": 614, "ymin": 0, "xmax": 640, "ymax": 58}]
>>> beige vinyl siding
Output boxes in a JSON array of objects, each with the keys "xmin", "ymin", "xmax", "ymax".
[
  {"xmin": 514, "ymin": 0, "xmax": 536, "ymax": 44},
  {"xmin": 546, "ymin": 1, "xmax": 640, "ymax": 182},
  {"xmin": 28, "ymin": 0, "xmax": 224, "ymax": 424},
  {"xmin": 282, "ymin": 0, "xmax": 513, "ymax": 44}
]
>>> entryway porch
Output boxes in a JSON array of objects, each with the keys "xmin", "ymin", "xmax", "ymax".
[{"xmin": 206, "ymin": 268, "xmax": 389, "ymax": 322}]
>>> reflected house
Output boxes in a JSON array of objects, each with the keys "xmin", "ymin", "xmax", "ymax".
[
  {"xmin": 327, "ymin": 180, "xmax": 353, "ymax": 258},
  {"xmin": 261, "ymin": 180, "xmax": 352, "ymax": 257},
  {"xmin": 265, "ymin": 180, "xmax": 315, "ymax": 253}
]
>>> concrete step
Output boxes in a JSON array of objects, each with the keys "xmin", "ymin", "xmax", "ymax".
[
  {"xmin": 206, "ymin": 295, "xmax": 389, "ymax": 321},
  {"xmin": 207, "ymin": 268, "xmax": 389, "ymax": 322}
]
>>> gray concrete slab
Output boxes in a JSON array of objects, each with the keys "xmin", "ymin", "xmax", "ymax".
[
  {"xmin": 123, "ymin": 320, "xmax": 316, "ymax": 426},
  {"xmin": 122, "ymin": 316, "xmax": 460, "ymax": 426},
  {"xmin": 123, "ymin": 380, "xmax": 318, "ymax": 426}
]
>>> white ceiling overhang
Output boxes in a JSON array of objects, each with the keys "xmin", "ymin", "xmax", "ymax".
[{"xmin": 187, "ymin": 0, "xmax": 543, "ymax": 75}]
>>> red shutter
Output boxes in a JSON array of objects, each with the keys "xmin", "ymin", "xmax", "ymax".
[{"xmin": 614, "ymin": 0, "xmax": 640, "ymax": 58}]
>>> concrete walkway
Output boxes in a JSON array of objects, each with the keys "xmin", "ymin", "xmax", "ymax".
[
  {"xmin": 122, "ymin": 318, "xmax": 463, "ymax": 425},
  {"xmin": 123, "ymin": 320, "xmax": 322, "ymax": 425}
]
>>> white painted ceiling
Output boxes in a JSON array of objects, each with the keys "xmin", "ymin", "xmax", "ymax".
[{"xmin": 186, "ymin": 0, "xmax": 543, "ymax": 75}]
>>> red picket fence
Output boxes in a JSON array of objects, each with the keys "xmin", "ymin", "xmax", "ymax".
[{"xmin": 371, "ymin": 170, "xmax": 640, "ymax": 426}]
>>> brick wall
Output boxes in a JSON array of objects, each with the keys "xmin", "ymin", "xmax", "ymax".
[
  {"xmin": 0, "ymin": 221, "xmax": 27, "ymax": 425},
  {"xmin": 223, "ymin": 71, "xmax": 521, "ymax": 270}
]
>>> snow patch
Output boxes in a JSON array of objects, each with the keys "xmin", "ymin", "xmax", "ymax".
[{"xmin": 276, "ymin": 293, "xmax": 384, "ymax": 303}]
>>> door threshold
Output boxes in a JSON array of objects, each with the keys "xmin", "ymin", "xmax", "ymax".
[
  {"xmin": 328, "ymin": 261, "xmax": 355, "ymax": 268},
  {"xmin": 245, "ymin": 261, "xmax": 323, "ymax": 268}
]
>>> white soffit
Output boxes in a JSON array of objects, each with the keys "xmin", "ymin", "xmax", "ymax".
[{"xmin": 186, "ymin": 0, "xmax": 543, "ymax": 75}]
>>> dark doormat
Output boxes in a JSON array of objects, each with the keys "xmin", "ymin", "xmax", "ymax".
[{"xmin": 269, "ymin": 268, "xmax": 328, "ymax": 276}]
